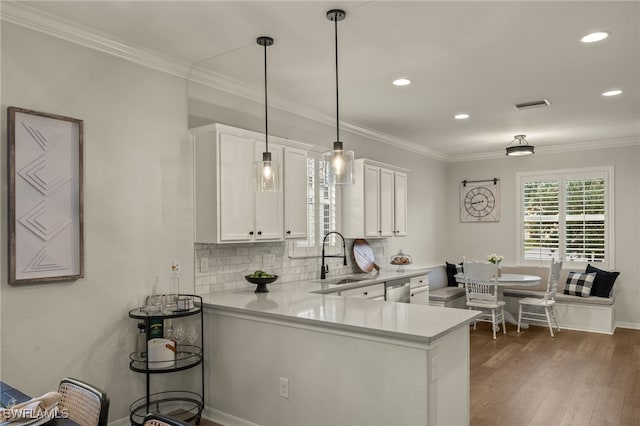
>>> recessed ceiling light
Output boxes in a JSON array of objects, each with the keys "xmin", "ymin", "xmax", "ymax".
[
  {"xmin": 392, "ymin": 78, "xmax": 411, "ymax": 87},
  {"xmin": 454, "ymin": 113, "xmax": 470, "ymax": 120},
  {"xmin": 580, "ymin": 31, "xmax": 610, "ymax": 43},
  {"xmin": 602, "ymin": 89, "xmax": 622, "ymax": 97}
]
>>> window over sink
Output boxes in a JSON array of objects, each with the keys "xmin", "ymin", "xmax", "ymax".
[{"xmin": 289, "ymin": 151, "xmax": 341, "ymax": 257}]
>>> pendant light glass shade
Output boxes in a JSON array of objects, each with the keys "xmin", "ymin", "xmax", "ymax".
[
  {"xmin": 255, "ymin": 36, "xmax": 281, "ymax": 192},
  {"xmin": 506, "ymin": 134, "xmax": 535, "ymax": 156},
  {"xmin": 323, "ymin": 9, "xmax": 354, "ymax": 186},
  {"xmin": 323, "ymin": 141, "xmax": 354, "ymax": 186}
]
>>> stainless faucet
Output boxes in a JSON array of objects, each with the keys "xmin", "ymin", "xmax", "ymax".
[{"xmin": 320, "ymin": 231, "xmax": 347, "ymax": 279}]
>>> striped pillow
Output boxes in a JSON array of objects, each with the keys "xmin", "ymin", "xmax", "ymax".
[{"xmin": 563, "ymin": 272, "xmax": 597, "ymax": 297}]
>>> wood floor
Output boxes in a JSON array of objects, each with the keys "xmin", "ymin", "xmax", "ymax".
[{"xmin": 470, "ymin": 323, "xmax": 640, "ymax": 426}]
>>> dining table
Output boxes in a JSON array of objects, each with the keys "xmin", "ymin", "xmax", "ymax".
[
  {"xmin": 1, "ymin": 382, "xmax": 79, "ymax": 426},
  {"xmin": 455, "ymin": 272, "xmax": 542, "ymax": 329}
]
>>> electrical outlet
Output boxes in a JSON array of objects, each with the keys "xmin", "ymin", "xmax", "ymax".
[
  {"xmin": 200, "ymin": 258, "xmax": 209, "ymax": 273},
  {"xmin": 172, "ymin": 259, "xmax": 181, "ymax": 274},
  {"xmin": 279, "ymin": 377, "xmax": 289, "ymax": 399}
]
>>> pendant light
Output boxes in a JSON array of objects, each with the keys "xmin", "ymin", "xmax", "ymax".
[
  {"xmin": 323, "ymin": 9, "xmax": 355, "ymax": 186},
  {"xmin": 255, "ymin": 36, "xmax": 281, "ymax": 192},
  {"xmin": 505, "ymin": 134, "xmax": 535, "ymax": 156}
]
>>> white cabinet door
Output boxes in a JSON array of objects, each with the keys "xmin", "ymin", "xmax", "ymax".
[
  {"xmin": 363, "ymin": 164, "xmax": 381, "ymax": 237},
  {"xmin": 283, "ymin": 146, "xmax": 308, "ymax": 239},
  {"xmin": 379, "ymin": 168, "xmax": 395, "ymax": 237},
  {"xmin": 254, "ymin": 143, "xmax": 283, "ymax": 241},
  {"xmin": 219, "ymin": 132, "xmax": 254, "ymax": 242},
  {"xmin": 394, "ymin": 171, "xmax": 408, "ymax": 236}
]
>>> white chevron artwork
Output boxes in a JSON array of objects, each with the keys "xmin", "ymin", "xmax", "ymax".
[{"xmin": 9, "ymin": 107, "xmax": 83, "ymax": 283}]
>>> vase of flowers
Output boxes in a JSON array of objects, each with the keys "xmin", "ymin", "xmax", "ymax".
[{"xmin": 486, "ymin": 253, "xmax": 504, "ymax": 277}]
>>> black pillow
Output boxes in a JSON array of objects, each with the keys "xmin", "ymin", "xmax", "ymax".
[
  {"xmin": 585, "ymin": 264, "xmax": 619, "ymax": 298},
  {"xmin": 445, "ymin": 261, "xmax": 463, "ymax": 287}
]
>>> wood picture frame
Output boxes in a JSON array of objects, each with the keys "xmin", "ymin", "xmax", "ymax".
[{"xmin": 7, "ymin": 107, "xmax": 84, "ymax": 284}]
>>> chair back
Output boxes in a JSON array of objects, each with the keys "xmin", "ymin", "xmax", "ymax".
[
  {"xmin": 545, "ymin": 260, "xmax": 563, "ymax": 301},
  {"xmin": 58, "ymin": 378, "xmax": 109, "ymax": 426},
  {"xmin": 143, "ymin": 413, "xmax": 191, "ymax": 426},
  {"xmin": 463, "ymin": 261, "xmax": 499, "ymax": 303}
]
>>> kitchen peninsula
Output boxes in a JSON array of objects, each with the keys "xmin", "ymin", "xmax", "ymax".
[{"xmin": 201, "ymin": 269, "xmax": 480, "ymax": 426}]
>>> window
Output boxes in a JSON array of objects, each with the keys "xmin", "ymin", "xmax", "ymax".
[
  {"xmin": 517, "ymin": 167, "xmax": 614, "ymax": 269},
  {"xmin": 289, "ymin": 151, "xmax": 340, "ymax": 257}
]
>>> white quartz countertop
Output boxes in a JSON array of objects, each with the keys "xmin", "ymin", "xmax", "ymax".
[{"xmin": 201, "ymin": 268, "xmax": 481, "ymax": 344}]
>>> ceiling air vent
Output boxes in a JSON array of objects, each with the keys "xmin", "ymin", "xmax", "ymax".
[{"xmin": 514, "ymin": 99, "xmax": 551, "ymax": 111}]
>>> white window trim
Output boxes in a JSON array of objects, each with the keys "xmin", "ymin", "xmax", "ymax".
[
  {"xmin": 288, "ymin": 150, "xmax": 342, "ymax": 258},
  {"xmin": 516, "ymin": 166, "xmax": 615, "ymax": 270}
]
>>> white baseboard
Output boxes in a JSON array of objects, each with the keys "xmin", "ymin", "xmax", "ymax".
[
  {"xmin": 202, "ymin": 407, "xmax": 259, "ymax": 426},
  {"xmin": 108, "ymin": 408, "xmax": 258, "ymax": 426},
  {"xmin": 615, "ymin": 321, "xmax": 640, "ymax": 330}
]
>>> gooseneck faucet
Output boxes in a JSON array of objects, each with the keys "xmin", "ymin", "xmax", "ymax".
[{"xmin": 320, "ymin": 231, "xmax": 347, "ymax": 279}]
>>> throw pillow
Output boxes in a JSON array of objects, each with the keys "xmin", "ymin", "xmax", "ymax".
[
  {"xmin": 586, "ymin": 264, "xmax": 620, "ymax": 298},
  {"xmin": 563, "ymin": 272, "xmax": 597, "ymax": 298},
  {"xmin": 445, "ymin": 261, "xmax": 463, "ymax": 287}
]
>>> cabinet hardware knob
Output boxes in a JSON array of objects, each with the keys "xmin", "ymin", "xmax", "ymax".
[
  {"xmin": 249, "ymin": 231, "xmax": 254, "ymax": 235},
  {"xmin": 363, "ymin": 292, "xmax": 368, "ymax": 296},
  {"xmin": 286, "ymin": 230, "xmax": 291, "ymax": 234},
  {"xmin": 257, "ymin": 231, "xmax": 262, "ymax": 235}
]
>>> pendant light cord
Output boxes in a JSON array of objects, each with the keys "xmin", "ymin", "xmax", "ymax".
[
  {"xmin": 263, "ymin": 42, "xmax": 269, "ymax": 153},
  {"xmin": 334, "ymin": 15, "xmax": 340, "ymax": 143}
]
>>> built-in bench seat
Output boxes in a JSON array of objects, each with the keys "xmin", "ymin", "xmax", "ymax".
[
  {"xmin": 426, "ymin": 264, "xmax": 616, "ymax": 333},
  {"xmin": 426, "ymin": 266, "xmax": 466, "ymax": 309},
  {"xmin": 500, "ymin": 265, "xmax": 616, "ymax": 334}
]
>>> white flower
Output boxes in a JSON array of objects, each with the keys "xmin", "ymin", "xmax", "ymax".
[{"xmin": 486, "ymin": 253, "xmax": 504, "ymax": 264}]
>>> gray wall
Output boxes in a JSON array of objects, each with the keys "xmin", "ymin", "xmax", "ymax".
[
  {"xmin": 446, "ymin": 146, "xmax": 640, "ymax": 326},
  {"xmin": 1, "ymin": 23, "xmax": 194, "ymax": 420}
]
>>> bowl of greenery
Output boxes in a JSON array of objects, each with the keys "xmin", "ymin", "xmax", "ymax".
[{"xmin": 244, "ymin": 270, "xmax": 278, "ymax": 292}]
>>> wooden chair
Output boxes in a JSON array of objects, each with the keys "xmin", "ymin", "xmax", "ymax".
[
  {"xmin": 58, "ymin": 377, "xmax": 109, "ymax": 426},
  {"xmin": 143, "ymin": 413, "xmax": 191, "ymax": 426},
  {"xmin": 517, "ymin": 260, "xmax": 563, "ymax": 337},
  {"xmin": 464, "ymin": 261, "xmax": 506, "ymax": 339}
]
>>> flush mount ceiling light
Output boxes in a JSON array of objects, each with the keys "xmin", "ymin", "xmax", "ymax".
[
  {"xmin": 254, "ymin": 36, "xmax": 281, "ymax": 192},
  {"xmin": 392, "ymin": 78, "xmax": 411, "ymax": 87},
  {"xmin": 505, "ymin": 134, "xmax": 535, "ymax": 157},
  {"xmin": 454, "ymin": 113, "xmax": 470, "ymax": 120},
  {"xmin": 322, "ymin": 9, "xmax": 355, "ymax": 186},
  {"xmin": 580, "ymin": 31, "xmax": 610, "ymax": 43},
  {"xmin": 602, "ymin": 89, "xmax": 622, "ymax": 97}
]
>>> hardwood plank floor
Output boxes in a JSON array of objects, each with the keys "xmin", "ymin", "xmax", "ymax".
[{"xmin": 470, "ymin": 323, "xmax": 640, "ymax": 426}]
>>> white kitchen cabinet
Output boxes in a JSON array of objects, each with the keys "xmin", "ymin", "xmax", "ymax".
[
  {"xmin": 338, "ymin": 283, "xmax": 385, "ymax": 300},
  {"xmin": 282, "ymin": 146, "xmax": 308, "ymax": 239},
  {"xmin": 192, "ymin": 123, "xmax": 308, "ymax": 244},
  {"xmin": 342, "ymin": 159, "xmax": 409, "ymax": 238},
  {"xmin": 410, "ymin": 274, "xmax": 429, "ymax": 305},
  {"xmin": 394, "ymin": 172, "xmax": 408, "ymax": 236}
]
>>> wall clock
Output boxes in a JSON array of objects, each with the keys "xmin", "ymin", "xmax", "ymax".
[{"xmin": 460, "ymin": 179, "xmax": 500, "ymax": 222}]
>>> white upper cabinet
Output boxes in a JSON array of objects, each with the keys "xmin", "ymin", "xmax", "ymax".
[
  {"xmin": 394, "ymin": 171, "xmax": 408, "ymax": 236},
  {"xmin": 282, "ymin": 146, "xmax": 308, "ymax": 239},
  {"xmin": 192, "ymin": 124, "xmax": 309, "ymax": 244},
  {"xmin": 342, "ymin": 159, "xmax": 409, "ymax": 239}
]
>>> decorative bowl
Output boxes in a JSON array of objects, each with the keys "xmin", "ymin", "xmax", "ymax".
[{"xmin": 244, "ymin": 275, "xmax": 278, "ymax": 293}]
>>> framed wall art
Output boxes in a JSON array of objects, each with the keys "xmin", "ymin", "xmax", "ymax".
[
  {"xmin": 460, "ymin": 178, "xmax": 500, "ymax": 222},
  {"xmin": 7, "ymin": 107, "xmax": 84, "ymax": 284}
]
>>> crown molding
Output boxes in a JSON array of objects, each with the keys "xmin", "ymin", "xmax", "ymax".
[
  {"xmin": 1, "ymin": 0, "xmax": 450, "ymax": 162},
  {"xmin": 448, "ymin": 136, "xmax": 640, "ymax": 163},
  {"xmin": 3, "ymin": 1, "xmax": 637, "ymax": 165}
]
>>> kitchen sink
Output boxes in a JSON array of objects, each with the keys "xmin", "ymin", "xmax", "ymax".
[{"xmin": 322, "ymin": 276, "xmax": 368, "ymax": 285}]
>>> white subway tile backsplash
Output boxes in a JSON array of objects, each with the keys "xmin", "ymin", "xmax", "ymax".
[{"xmin": 194, "ymin": 239, "xmax": 388, "ymax": 295}]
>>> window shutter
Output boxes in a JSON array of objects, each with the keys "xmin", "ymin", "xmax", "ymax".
[
  {"xmin": 565, "ymin": 177, "xmax": 606, "ymax": 264},
  {"xmin": 523, "ymin": 180, "xmax": 560, "ymax": 261}
]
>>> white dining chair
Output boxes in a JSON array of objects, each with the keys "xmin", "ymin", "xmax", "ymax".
[
  {"xmin": 517, "ymin": 260, "xmax": 563, "ymax": 337},
  {"xmin": 463, "ymin": 261, "xmax": 506, "ymax": 339}
]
